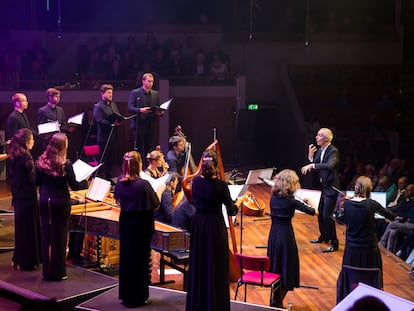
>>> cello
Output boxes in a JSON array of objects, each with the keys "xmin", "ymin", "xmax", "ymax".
[{"xmin": 182, "ymin": 140, "xmax": 241, "ymax": 282}]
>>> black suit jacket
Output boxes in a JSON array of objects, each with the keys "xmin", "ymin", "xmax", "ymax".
[
  {"xmin": 7, "ymin": 110, "xmax": 35, "ymax": 139},
  {"xmin": 313, "ymin": 144, "xmax": 340, "ymax": 197},
  {"xmin": 37, "ymin": 104, "xmax": 67, "ymax": 125},
  {"xmin": 127, "ymin": 87, "xmax": 159, "ymax": 129},
  {"xmin": 93, "ymin": 99, "xmax": 120, "ymax": 143}
]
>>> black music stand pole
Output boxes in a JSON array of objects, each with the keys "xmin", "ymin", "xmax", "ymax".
[{"xmin": 94, "ymin": 125, "xmax": 115, "ymax": 178}]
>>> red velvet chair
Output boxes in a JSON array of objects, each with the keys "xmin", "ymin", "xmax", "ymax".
[
  {"xmin": 234, "ymin": 253, "xmax": 281, "ymax": 305},
  {"xmin": 83, "ymin": 145, "xmax": 100, "ymax": 167}
]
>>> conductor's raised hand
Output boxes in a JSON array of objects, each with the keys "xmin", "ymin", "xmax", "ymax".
[
  {"xmin": 308, "ymin": 144, "xmax": 317, "ymax": 160},
  {"xmin": 301, "ymin": 163, "xmax": 314, "ymax": 175}
]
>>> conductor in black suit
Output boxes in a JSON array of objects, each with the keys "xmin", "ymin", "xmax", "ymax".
[
  {"xmin": 38, "ymin": 88, "xmax": 67, "ymax": 149},
  {"xmin": 301, "ymin": 128, "xmax": 340, "ymax": 252},
  {"xmin": 127, "ymin": 73, "xmax": 163, "ymax": 157}
]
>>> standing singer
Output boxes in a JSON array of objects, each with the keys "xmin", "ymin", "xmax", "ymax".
[
  {"xmin": 93, "ymin": 84, "xmax": 121, "ymax": 180},
  {"xmin": 128, "ymin": 73, "xmax": 163, "ymax": 157}
]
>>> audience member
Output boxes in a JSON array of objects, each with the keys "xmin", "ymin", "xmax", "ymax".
[
  {"xmin": 388, "ymin": 176, "xmax": 409, "ymax": 208},
  {"xmin": 378, "ymin": 175, "xmax": 397, "ymax": 206},
  {"xmin": 209, "ymin": 56, "xmax": 229, "ymax": 82},
  {"xmin": 379, "ymin": 184, "xmax": 414, "ymax": 253},
  {"xmin": 346, "ymin": 295, "xmax": 390, "ymax": 311},
  {"xmin": 338, "ymin": 153, "xmax": 356, "ymax": 190}
]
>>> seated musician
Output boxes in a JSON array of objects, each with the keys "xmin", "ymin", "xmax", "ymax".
[
  {"xmin": 155, "ymin": 173, "xmax": 179, "ymax": 224},
  {"xmin": 166, "ymin": 135, "xmax": 186, "ymax": 191},
  {"xmin": 172, "ymin": 195, "xmax": 195, "ymax": 231},
  {"xmin": 144, "ymin": 148, "xmax": 168, "ymax": 179}
]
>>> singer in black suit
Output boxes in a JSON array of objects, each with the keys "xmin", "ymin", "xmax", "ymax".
[
  {"xmin": 301, "ymin": 128, "xmax": 340, "ymax": 252},
  {"xmin": 127, "ymin": 73, "xmax": 163, "ymax": 157},
  {"xmin": 38, "ymin": 88, "xmax": 67, "ymax": 150},
  {"xmin": 93, "ymin": 84, "xmax": 122, "ymax": 180},
  {"xmin": 7, "ymin": 93, "xmax": 36, "ymax": 139}
]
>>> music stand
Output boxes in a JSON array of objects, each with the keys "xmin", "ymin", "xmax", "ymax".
[
  {"xmin": 235, "ymin": 168, "xmax": 274, "ymax": 253},
  {"xmin": 75, "ymin": 177, "xmax": 111, "ymax": 268}
]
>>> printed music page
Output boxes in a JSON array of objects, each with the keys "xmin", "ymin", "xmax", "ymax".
[
  {"xmin": 150, "ymin": 98, "xmax": 173, "ymax": 112},
  {"xmin": 67, "ymin": 112, "xmax": 84, "ymax": 126},
  {"xmin": 87, "ymin": 177, "xmax": 111, "ymax": 202},
  {"xmin": 72, "ymin": 159, "xmax": 103, "ymax": 182},
  {"xmin": 294, "ymin": 188, "xmax": 322, "ymax": 211},
  {"xmin": 38, "ymin": 121, "xmax": 60, "ymax": 135},
  {"xmin": 139, "ymin": 171, "xmax": 170, "ymax": 192}
]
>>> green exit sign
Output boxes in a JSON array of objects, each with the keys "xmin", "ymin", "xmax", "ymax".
[{"xmin": 247, "ymin": 103, "xmax": 259, "ymax": 111}]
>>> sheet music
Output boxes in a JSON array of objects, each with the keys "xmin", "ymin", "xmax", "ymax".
[
  {"xmin": 346, "ymin": 190, "xmax": 387, "ymax": 219},
  {"xmin": 72, "ymin": 159, "xmax": 103, "ymax": 182},
  {"xmin": 67, "ymin": 112, "xmax": 84, "ymax": 125},
  {"xmin": 160, "ymin": 98, "xmax": 173, "ymax": 110},
  {"xmin": 38, "ymin": 121, "xmax": 60, "ymax": 135},
  {"xmin": 245, "ymin": 168, "xmax": 274, "ymax": 185},
  {"xmin": 139, "ymin": 171, "xmax": 170, "ymax": 192},
  {"xmin": 228, "ymin": 184, "xmax": 245, "ymax": 201},
  {"xmin": 86, "ymin": 177, "xmax": 111, "ymax": 202},
  {"xmin": 294, "ymin": 188, "xmax": 322, "ymax": 211}
]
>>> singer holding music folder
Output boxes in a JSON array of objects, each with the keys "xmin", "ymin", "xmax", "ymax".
[
  {"xmin": 301, "ymin": 127, "xmax": 340, "ymax": 253},
  {"xmin": 38, "ymin": 88, "xmax": 67, "ymax": 150},
  {"xmin": 128, "ymin": 73, "xmax": 163, "ymax": 157},
  {"xmin": 93, "ymin": 84, "xmax": 122, "ymax": 180}
]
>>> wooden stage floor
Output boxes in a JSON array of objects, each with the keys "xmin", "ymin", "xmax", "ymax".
[{"xmin": 1, "ymin": 180, "xmax": 414, "ymax": 310}]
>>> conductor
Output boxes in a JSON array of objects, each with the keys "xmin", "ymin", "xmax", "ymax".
[{"xmin": 301, "ymin": 128, "xmax": 340, "ymax": 252}]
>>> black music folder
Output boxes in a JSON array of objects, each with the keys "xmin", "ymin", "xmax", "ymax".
[
  {"xmin": 149, "ymin": 98, "xmax": 173, "ymax": 113},
  {"xmin": 105, "ymin": 112, "xmax": 136, "ymax": 123}
]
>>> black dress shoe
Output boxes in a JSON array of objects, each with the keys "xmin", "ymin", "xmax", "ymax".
[
  {"xmin": 310, "ymin": 238, "xmax": 328, "ymax": 244},
  {"xmin": 322, "ymin": 244, "xmax": 338, "ymax": 252}
]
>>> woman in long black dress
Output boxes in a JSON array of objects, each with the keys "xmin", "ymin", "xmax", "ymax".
[
  {"xmin": 185, "ymin": 149, "xmax": 238, "ymax": 311},
  {"xmin": 336, "ymin": 176, "xmax": 395, "ymax": 302},
  {"xmin": 9, "ymin": 128, "xmax": 40, "ymax": 270},
  {"xmin": 115, "ymin": 151, "xmax": 160, "ymax": 308},
  {"xmin": 267, "ymin": 169, "xmax": 317, "ymax": 308},
  {"xmin": 35, "ymin": 133, "xmax": 87, "ymax": 281}
]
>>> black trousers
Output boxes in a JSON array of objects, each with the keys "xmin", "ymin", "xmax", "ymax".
[{"xmin": 317, "ymin": 194, "xmax": 338, "ymax": 242}]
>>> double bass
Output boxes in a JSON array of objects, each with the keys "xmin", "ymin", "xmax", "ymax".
[
  {"xmin": 182, "ymin": 140, "xmax": 240, "ymax": 281},
  {"xmin": 172, "ymin": 125, "xmax": 197, "ymax": 207}
]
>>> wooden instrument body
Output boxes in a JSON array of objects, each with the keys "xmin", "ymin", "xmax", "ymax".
[
  {"xmin": 182, "ymin": 140, "xmax": 240, "ymax": 281},
  {"xmin": 69, "ymin": 195, "xmax": 189, "ymax": 252},
  {"xmin": 241, "ymin": 194, "xmax": 266, "ymax": 216}
]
